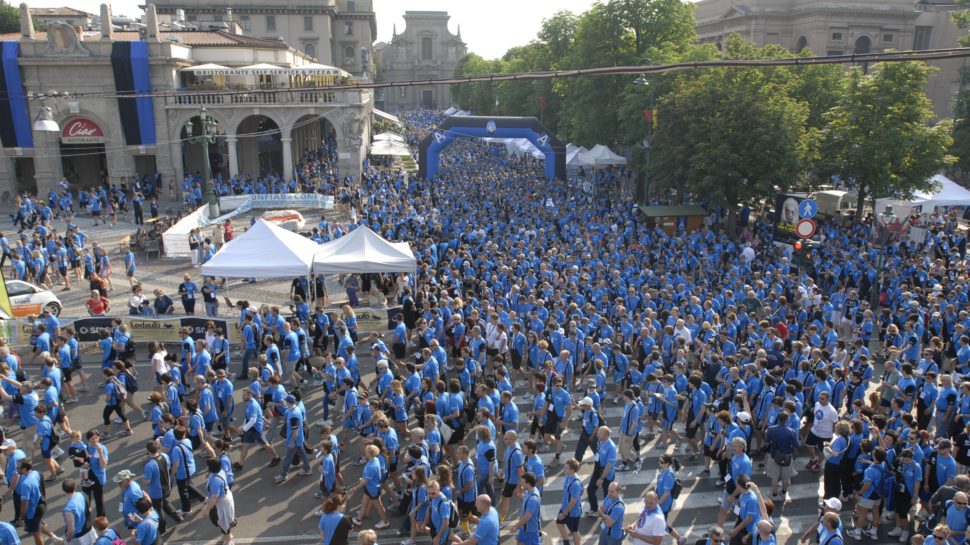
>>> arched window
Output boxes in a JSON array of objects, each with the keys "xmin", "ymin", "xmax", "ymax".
[
  {"xmin": 854, "ymin": 36, "xmax": 871, "ymax": 54},
  {"xmin": 795, "ymin": 36, "xmax": 808, "ymax": 53},
  {"xmin": 344, "ymin": 46, "xmax": 354, "ymax": 59}
]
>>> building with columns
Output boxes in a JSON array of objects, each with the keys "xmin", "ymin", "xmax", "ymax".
[
  {"xmin": 0, "ymin": 3, "xmax": 372, "ymax": 198},
  {"xmin": 693, "ymin": 0, "xmax": 966, "ymax": 119},
  {"xmin": 374, "ymin": 11, "xmax": 466, "ymax": 110},
  {"xmin": 149, "ymin": 0, "xmax": 377, "ymax": 81}
]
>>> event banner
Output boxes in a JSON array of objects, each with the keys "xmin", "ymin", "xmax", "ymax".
[
  {"xmin": 1, "ymin": 316, "xmax": 238, "ymax": 348},
  {"xmin": 220, "ymin": 193, "xmax": 335, "ymax": 212}
]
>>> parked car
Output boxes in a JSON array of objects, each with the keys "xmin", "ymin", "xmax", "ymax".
[{"xmin": 5, "ymin": 280, "xmax": 62, "ymax": 317}]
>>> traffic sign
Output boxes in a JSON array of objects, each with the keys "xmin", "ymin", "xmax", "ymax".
[
  {"xmin": 796, "ymin": 218, "xmax": 817, "ymax": 238},
  {"xmin": 799, "ymin": 199, "xmax": 818, "ymax": 219}
]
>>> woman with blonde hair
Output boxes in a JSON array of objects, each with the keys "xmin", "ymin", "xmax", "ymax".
[
  {"xmin": 346, "ymin": 444, "xmax": 389, "ymax": 529},
  {"xmin": 341, "ymin": 305, "xmax": 358, "ymax": 344}
]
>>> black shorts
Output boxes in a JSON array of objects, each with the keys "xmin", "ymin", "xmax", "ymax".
[
  {"xmin": 894, "ymin": 490, "xmax": 913, "ymax": 517},
  {"xmin": 61, "ymin": 367, "xmax": 73, "ymax": 382},
  {"xmin": 805, "ymin": 432, "xmax": 829, "ymax": 450},
  {"xmin": 393, "ymin": 344, "xmax": 406, "ymax": 359},
  {"xmin": 704, "ymin": 445, "xmax": 718, "ymax": 459},
  {"xmin": 502, "ymin": 482, "xmax": 517, "ymax": 498},
  {"xmin": 685, "ymin": 421, "xmax": 700, "ymax": 439},
  {"xmin": 544, "ymin": 414, "xmax": 562, "ymax": 438},
  {"xmin": 457, "ymin": 499, "xmax": 478, "ymax": 517},
  {"xmin": 364, "ymin": 487, "xmax": 380, "ymax": 500},
  {"xmin": 242, "ymin": 428, "xmax": 267, "ymax": 445},
  {"xmin": 24, "ymin": 503, "xmax": 46, "ymax": 533},
  {"xmin": 558, "ymin": 514, "xmax": 580, "ymax": 532},
  {"xmin": 447, "ymin": 424, "xmax": 465, "ymax": 445},
  {"xmin": 389, "ymin": 460, "xmax": 398, "ymax": 473},
  {"xmin": 511, "ymin": 352, "xmax": 523, "ymax": 370},
  {"xmin": 319, "ymin": 480, "xmax": 334, "ymax": 497}
]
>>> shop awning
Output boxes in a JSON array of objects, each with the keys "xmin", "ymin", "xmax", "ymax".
[
  {"xmin": 180, "ymin": 63, "xmax": 232, "ymax": 76},
  {"xmin": 373, "ymin": 132, "xmax": 405, "ymax": 143},
  {"xmin": 292, "ymin": 63, "xmax": 349, "ymax": 78},
  {"xmin": 236, "ymin": 63, "xmax": 287, "ymax": 76},
  {"xmin": 370, "ymin": 139, "xmax": 412, "ymax": 156},
  {"xmin": 373, "ymin": 108, "xmax": 401, "ymax": 125}
]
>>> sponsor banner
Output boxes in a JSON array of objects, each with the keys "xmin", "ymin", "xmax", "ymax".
[
  {"xmin": 128, "ymin": 318, "xmax": 183, "ymax": 343},
  {"xmin": 249, "ymin": 193, "xmax": 334, "ymax": 210},
  {"xmin": 0, "ymin": 316, "xmax": 239, "ymax": 349},
  {"xmin": 61, "ymin": 117, "xmax": 105, "ymax": 144}
]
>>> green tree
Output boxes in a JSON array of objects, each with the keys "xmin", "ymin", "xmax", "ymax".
[
  {"xmin": 951, "ymin": 87, "xmax": 970, "ymax": 177},
  {"xmin": 0, "ymin": 3, "xmax": 20, "ymax": 34},
  {"xmin": 451, "ymin": 53, "xmax": 504, "ymax": 115},
  {"xmin": 954, "ymin": 0, "xmax": 970, "ymax": 46},
  {"xmin": 816, "ymin": 62, "xmax": 954, "ymax": 215},
  {"xmin": 649, "ymin": 35, "xmax": 811, "ymax": 231}
]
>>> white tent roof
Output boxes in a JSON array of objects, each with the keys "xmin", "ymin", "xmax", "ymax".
[
  {"xmin": 373, "ymin": 109, "xmax": 402, "ymax": 125},
  {"xmin": 201, "ymin": 219, "xmax": 320, "ymax": 278},
  {"xmin": 580, "ymin": 144, "xmax": 627, "ymax": 166},
  {"xmin": 291, "ymin": 62, "xmax": 348, "ymax": 77},
  {"xmin": 370, "ymin": 139, "xmax": 412, "ymax": 156},
  {"xmin": 373, "ymin": 132, "xmax": 405, "ymax": 143},
  {"xmin": 567, "ymin": 146, "xmax": 591, "ymax": 167},
  {"xmin": 312, "ymin": 226, "xmax": 416, "ymax": 275},
  {"xmin": 443, "ymin": 107, "xmax": 458, "ymax": 115},
  {"xmin": 876, "ymin": 174, "xmax": 970, "ymax": 213}
]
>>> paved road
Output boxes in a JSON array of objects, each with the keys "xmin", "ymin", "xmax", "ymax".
[{"xmin": 1, "ymin": 345, "xmax": 847, "ymax": 545}]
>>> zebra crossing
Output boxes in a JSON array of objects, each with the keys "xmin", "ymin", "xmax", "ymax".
[{"xmin": 340, "ymin": 392, "xmax": 849, "ymax": 545}]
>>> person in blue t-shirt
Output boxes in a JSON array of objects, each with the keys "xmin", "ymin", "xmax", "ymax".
[
  {"xmin": 556, "ymin": 457, "xmax": 584, "ymax": 545},
  {"xmin": 467, "ymin": 494, "xmax": 499, "ymax": 545},
  {"xmin": 317, "ymin": 494, "xmax": 353, "ymax": 545},
  {"xmin": 849, "ymin": 447, "xmax": 888, "ymax": 540},
  {"xmin": 498, "ymin": 431, "xmax": 523, "ymax": 523},
  {"xmin": 512, "ymin": 472, "xmax": 542, "ymax": 545},
  {"xmin": 428, "ymin": 480, "xmax": 453, "ymax": 545},
  {"xmin": 588, "ymin": 427, "xmax": 617, "ymax": 513},
  {"xmin": 131, "ymin": 498, "xmax": 159, "ymax": 545},
  {"xmin": 346, "ymin": 444, "xmax": 389, "ymax": 529}
]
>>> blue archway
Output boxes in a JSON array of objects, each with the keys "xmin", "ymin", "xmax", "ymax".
[{"xmin": 418, "ymin": 116, "xmax": 566, "ymax": 180}]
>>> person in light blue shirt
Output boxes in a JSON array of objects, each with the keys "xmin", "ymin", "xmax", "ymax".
[
  {"xmin": 132, "ymin": 498, "xmax": 159, "ymax": 545},
  {"xmin": 598, "ymin": 481, "xmax": 625, "ymax": 545},
  {"xmin": 556, "ymin": 457, "xmax": 584, "ymax": 545},
  {"xmin": 428, "ymin": 480, "xmax": 453, "ymax": 545},
  {"xmin": 588, "ymin": 427, "xmax": 617, "ymax": 513},
  {"xmin": 113, "ymin": 470, "xmax": 147, "ymax": 529},
  {"xmin": 513, "ymin": 472, "xmax": 542, "ymax": 545},
  {"xmin": 498, "ymin": 431, "xmax": 523, "ymax": 523},
  {"xmin": 522, "ymin": 440, "xmax": 545, "ymax": 493},
  {"xmin": 470, "ymin": 495, "xmax": 499, "ymax": 545},
  {"xmin": 61, "ymin": 481, "xmax": 91, "ymax": 544},
  {"xmin": 729, "ymin": 475, "xmax": 762, "ymax": 542}
]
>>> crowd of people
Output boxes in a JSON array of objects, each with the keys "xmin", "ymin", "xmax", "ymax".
[{"xmin": 0, "ymin": 108, "xmax": 966, "ymax": 545}]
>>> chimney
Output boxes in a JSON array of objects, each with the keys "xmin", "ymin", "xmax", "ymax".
[
  {"xmin": 145, "ymin": 3, "xmax": 160, "ymax": 41},
  {"xmin": 19, "ymin": 3, "xmax": 35, "ymax": 39},
  {"xmin": 100, "ymin": 3, "xmax": 114, "ymax": 39}
]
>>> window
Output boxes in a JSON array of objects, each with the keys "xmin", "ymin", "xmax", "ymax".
[
  {"xmin": 305, "ymin": 43, "xmax": 315, "ymax": 57},
  {"xmin": 883, "ymin": 33, "xmax": 893, "ymax": 43},
  {"xmin": 831, "ymin": 32, "xmax": 843, "ymax": 41},
  {"xmin": 345, "ymin": 46, "xmax": 354, "ymax": 59},
  {"xmin": 914, "ymin": 26, "xmax": 933, "ymax": 50},
  {"xmin": 239, "ymin": 15, "xmax": 250, "ymax": 31},
  {"xmin": 186, "ymin": 14, "xmax": 196, "ymax": 22},
  {"xmin": 399, "ymin": 87, "xmax": 406, "ymax": 97},
  {"xmin": 854, "ymin": 36, "xmax": 871, "ymax": 54},
  {"xmin": 304, "ymin": 16, "xmax": 313, "ymax": 31},
  {"xmin": 347, "ymin": 0, "xmax": 356, "ymax": 11},
  {"xmin": 794, "ymin": 36, "xmax": 808, "ymax": 52},
  {"xmin": 421, "ymin": 37, "xmax": 432, "ymax": 60},
  {"xmin": 266, "ymin": 15, "xmax": 276, "ymax": 31},
  {"xmin": 344, "ymin": 22, "xmax": 353, "ymax": 35}
]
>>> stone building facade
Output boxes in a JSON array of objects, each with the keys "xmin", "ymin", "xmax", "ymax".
[
  {"xmin": 374, "ymin": 11, "xmax": 466, "ymax": 111},
  {"xmin": 693, "ymin": 0, "xmax": 966, "ymax": 119},
  {"xmin": 0, "ymin": 3, "xmax": 372, "ymax": 197},
  {"xmin": 149, "ymin": 0, "xmax": 377, "ymax": 80}
]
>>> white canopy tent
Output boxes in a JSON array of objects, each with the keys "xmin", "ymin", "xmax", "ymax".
[
  {"xmin": 567, "ymin": 146, "xmax": 591, "ymax": 167},
  {"xmin": 370, "ymin": 139, "xmax": 412, "ymax": 156},
  {"xmin": 580, "ymin": 144, "xmax": 627, "ymax": 166},
  {"xmin": 180, "ymin": 63, "xmax": 232, "ymax": 76},
  {"xmin": 236, "ymin": 63, "xmax": 287, "ymax": 76},
  {"xmin": 373, "ymin": 109, "xmax": 402, "ymax": 125},
  {"xmin": 443, "ymin": 107, "xmax": 458, "ymax": 115},
  {"xmin": 312, "ymin": 226, "xmax": 416, "ymax": 275},
  {"xmin": 373, "ymin": 132, "xmax": 406, "ymax": 143},
  {"xmin": 200, "ymin": 219, "xmax": 321, "ymax": 278},
  {"xmin": 876, "ymin": 174, "xmax": 970, "ymax": 215}
]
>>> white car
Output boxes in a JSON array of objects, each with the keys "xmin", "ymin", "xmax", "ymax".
[{"xmin": 5, "ymin": 280, "xmax": 62, "ymax": 317}]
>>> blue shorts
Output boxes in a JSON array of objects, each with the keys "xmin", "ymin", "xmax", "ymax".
[{"xmin": 517, "ymin": 529, "xmax": 541, "ymax": 545}]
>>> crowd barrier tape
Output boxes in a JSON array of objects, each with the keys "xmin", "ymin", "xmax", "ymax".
[{"xmin": 0, "ymin": 316, "xmax": 239, "ymax": 350}]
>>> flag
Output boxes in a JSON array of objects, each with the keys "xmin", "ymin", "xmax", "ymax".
[
  {"xmin": 539, "ymin": 96, "xmax": 547, "ymax": 111},
  {"xmin": 0, "ymin": 269, "xmax": 12, "ymax": 318},
  {"xmin": 643, "ymin": 109, "xmax": 653, "ymax": 125}
]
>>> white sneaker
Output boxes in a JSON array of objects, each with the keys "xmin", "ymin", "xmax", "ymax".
[
  {"xmin": 899, "ymin": 531, "xmax": 910, "ymax": 543},
  {"xmin": 866, "ymin": 529, "xmax": 878, "ymax": 540},
  {"xmin": 888, "ymin": 528, "xmax": 902, "ymax": 537},
  {"xmin": 847, "ymin": 529, "xmax": 862, "ymax": 541},
  {"xmin": 298, "ymin": 468, "xmax": 313, "ymax": 476}
]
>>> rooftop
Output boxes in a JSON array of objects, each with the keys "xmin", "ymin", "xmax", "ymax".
[
  {"xmin": 29, "ymin": 6, "xmax": 93, "ymax": 17},
  {"xmin": 0, "ymin": 29, "xmax": 290, "ymax": 48}
]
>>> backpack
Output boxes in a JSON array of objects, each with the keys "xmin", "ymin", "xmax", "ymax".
[
  {"xmin": 670, "ymin": 478, "xmax": 684, "ymax": 499},
  {"xmin": 110, "ymin": 378, "xmax": 128, "ymax": 401},
  {"xmin": 444, "ymin": 499, "xmax": 459, "ymax": 529},
  {"xmin": 873, "ymin": 463, "xmax": 897, "ymax": 510},
  {"xmin": 121, "ymin": 370, "xmax": 139, "ymax": 393}
]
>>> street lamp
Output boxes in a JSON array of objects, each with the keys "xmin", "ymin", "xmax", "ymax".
[
  {"xmin": 870, "ymin": 205, "xmax": 895, "ymax": 308},
  {"xmin": 633, "ymin": 74, "xmax": 654, "ymax": 203},
  {"xmin": 184, "ymin": 106, "xmax": 221, "ymax": 209}
]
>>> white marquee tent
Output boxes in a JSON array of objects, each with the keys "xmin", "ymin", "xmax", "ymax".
[
  {"xmin": 312, "ymin": 226, "xmax": 416, "ymax": 274},
  {"xmin": 200, "ymin": 219, "xmax": 321, "ymax": 278},
  {"xmin": 580, "ymin": 144, "xmax": 627, "ymax": 166},
  {"xmin": 876, "ymin": 174, "xmax": 970, "ymax": 215},
  {"xmin": 566, "ymin": 144, "xmax": 591, "ymax": 167},
  {"xmin": 370, "ymin": 139, "xmax": 412, "ymax": 156}
]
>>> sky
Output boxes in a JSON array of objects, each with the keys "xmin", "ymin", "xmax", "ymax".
[{"xmin": 24, "ymin": 0, "xmax": 604, "ymax": 60}]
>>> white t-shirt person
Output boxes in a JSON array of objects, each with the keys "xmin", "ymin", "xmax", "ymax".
[
  {"xmin": 810, "ymin": 397, "xmax": 839, "ymax": 440},
  {"xmin": 627, "ymin": 493, "xmax": 666, "ymax": 545}
]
